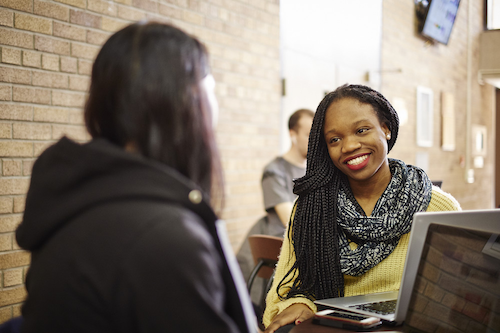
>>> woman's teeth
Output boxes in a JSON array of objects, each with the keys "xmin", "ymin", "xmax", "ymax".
[{"xmin": 347, "ymin": 155, "xmax": 368, "ymax": 166}]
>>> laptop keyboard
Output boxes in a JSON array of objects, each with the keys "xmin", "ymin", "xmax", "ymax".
[{"xmin": 350, "ymin": 300, "xmax": 397, "ymax": 315}]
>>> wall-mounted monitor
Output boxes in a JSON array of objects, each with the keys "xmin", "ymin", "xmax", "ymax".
[{"xmin": 416, "ymin": 0, "xmax": 461, "ymax": 45}]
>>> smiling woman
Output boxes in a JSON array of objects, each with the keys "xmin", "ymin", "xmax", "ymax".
[
  {"xmin": 262, "ymin": 84, "xmax": 461, "ymax": 333},
  {"xmin": 323, "ymin": 98, "xmax": 392, "ymax": 216}
]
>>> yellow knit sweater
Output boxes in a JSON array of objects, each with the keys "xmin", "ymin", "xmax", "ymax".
[{"xmin": 263, "ymin": 186, "xmax": 461, "ymax": 327}]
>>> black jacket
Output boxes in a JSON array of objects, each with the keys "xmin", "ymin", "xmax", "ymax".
[{"xmin": 16, "ymin": 137, "xmax": 254, "ymax": 333}]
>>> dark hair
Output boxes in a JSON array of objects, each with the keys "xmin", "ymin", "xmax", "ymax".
[
  {"xmin": 84, "ymin": 21, "xmax": 223, "ymax": 211},
  {"xmin": 288, "ymin": 109, "xmax": 315, "ymax": 131},
  {"xmin": 277, "ymin": 84, "xmax": 399, "ymax": 301}
]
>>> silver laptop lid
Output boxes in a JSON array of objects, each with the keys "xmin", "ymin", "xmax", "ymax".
[{"xmin": 398, "ymin": 209, "xmax": 500, "ymax": 330}]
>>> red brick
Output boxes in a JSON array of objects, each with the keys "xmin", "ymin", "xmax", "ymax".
[
  {"xmin": 32, "ymin": 71, "xmax": 68, "ymax": 89},
  {"xmin": 53, "ymin": 22, "xmax": 86, "ymax": 42},
  {"xmin": 0, "ymin": 0, "xmax": 33, "ymax": 13},
  {"xmin": 1, "ymin": 47, "xmax": 21, "ymax": 65},
  {"xmin": 13, "ymin": 86, "xmax": 51, "ymax": 105},
  {"xmin": 0, "ymin": 8, "xmax": 13, "ymax": 27},
  {"xmin": 70, "ymin": 9, "xmax": 101, "ymax": 29},
  {"xmin": 14, "ymin": 13, "xmax": 52, "ymax": 35},
  {"xmin": 41, "ymin": 53, "xmax": 60, "ymax": 71},
  {"xmin": 35, "ymin": 35, "xmax": 70, "ymax": 56},
  {"xmin": 34, "ymin": 0, "xmax": 69, "ymax": 22},
  {"xmin": 0, "ymin": 28, "xmax": 33, "ymax": 49},
  {"xmin": 22, "ymin": 50, "xmax": 41, "ymax": 68},
  {"xmin": 0, "ymin": 104, "xmax": 32, "ymax": 120}
]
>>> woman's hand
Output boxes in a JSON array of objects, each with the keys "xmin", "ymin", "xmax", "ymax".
[{"xmin": 264, "ymin": 303, "xmax": 314, "ymax": 333}]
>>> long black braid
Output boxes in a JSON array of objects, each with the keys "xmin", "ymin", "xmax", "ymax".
[{"xmin": 277, "ymin": 84, "xmax": 400, "ymax": 301}]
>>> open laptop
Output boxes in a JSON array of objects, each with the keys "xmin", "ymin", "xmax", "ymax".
[{"xmin": 315, "ymin": 209, "xmax": 500, "ymax": 329}]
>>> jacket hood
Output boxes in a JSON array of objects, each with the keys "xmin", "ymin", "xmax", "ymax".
[{"xmin": 16, "ymin": 137, "xmax": 217, "ymax": 251}]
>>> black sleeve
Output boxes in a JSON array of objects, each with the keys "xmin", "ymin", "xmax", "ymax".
[{"xmin": 113, "ymin": 207, "xmax": 242, "ymax": 333}]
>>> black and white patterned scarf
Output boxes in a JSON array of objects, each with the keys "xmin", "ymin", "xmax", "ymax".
[{"xmin": 337, "ymin": 158, "xmax": 432, "ymax": 276}]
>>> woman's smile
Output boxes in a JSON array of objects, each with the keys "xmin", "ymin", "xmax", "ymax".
[{"xmin": 345, "ymin": 153, "xmax": 370, "ymax": 170}]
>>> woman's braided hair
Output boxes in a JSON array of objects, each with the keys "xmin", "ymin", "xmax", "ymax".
[{"xmin": 277, "ymin": 84, "xmax": 400, "ymax": 301}]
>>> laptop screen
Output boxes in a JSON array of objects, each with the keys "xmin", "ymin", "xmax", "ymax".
[{"xmin": 404, "ymin": 223, "xmax": 500, "ymax": 332}]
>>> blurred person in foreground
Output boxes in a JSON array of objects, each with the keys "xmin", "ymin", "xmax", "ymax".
[{"xmin": 16, "ymin": 21, "xmax": 256, "ymax": 333}]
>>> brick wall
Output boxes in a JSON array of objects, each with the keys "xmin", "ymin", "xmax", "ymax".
[
  {"xmin": 0, "ymin": 0, "xmax": 281, "ymax": 323},
  {"xmin": 381, "ymin": 0, "xmax": 495, "ymax": 210}
]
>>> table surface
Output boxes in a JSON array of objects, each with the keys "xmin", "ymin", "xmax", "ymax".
[{"xmin": 289, "ymin": 318, "xmax": 405, "ymax": 333}]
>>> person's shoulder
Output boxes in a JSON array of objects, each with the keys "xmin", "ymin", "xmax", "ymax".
[
  {"xmin": 120, "ymin": 202, "xmax": 214, "ymax": 258},
  {"xmin": 264, "ymin": 156, "xmax": 286, "ymax": 170},
  {"xmin": 263, "ymin": 156, "xmax": 288, "ymax": 176},
  {"xmin": 117, "ymin": 203, "xmax": 221, "ymax": 277},
  {"xmin": 428, "ymin": 185, "xmax": 462, "ymax": 212},
  {"xmin": 148, "ymin": 204, "xmax": 212, "ymax": 248}
]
